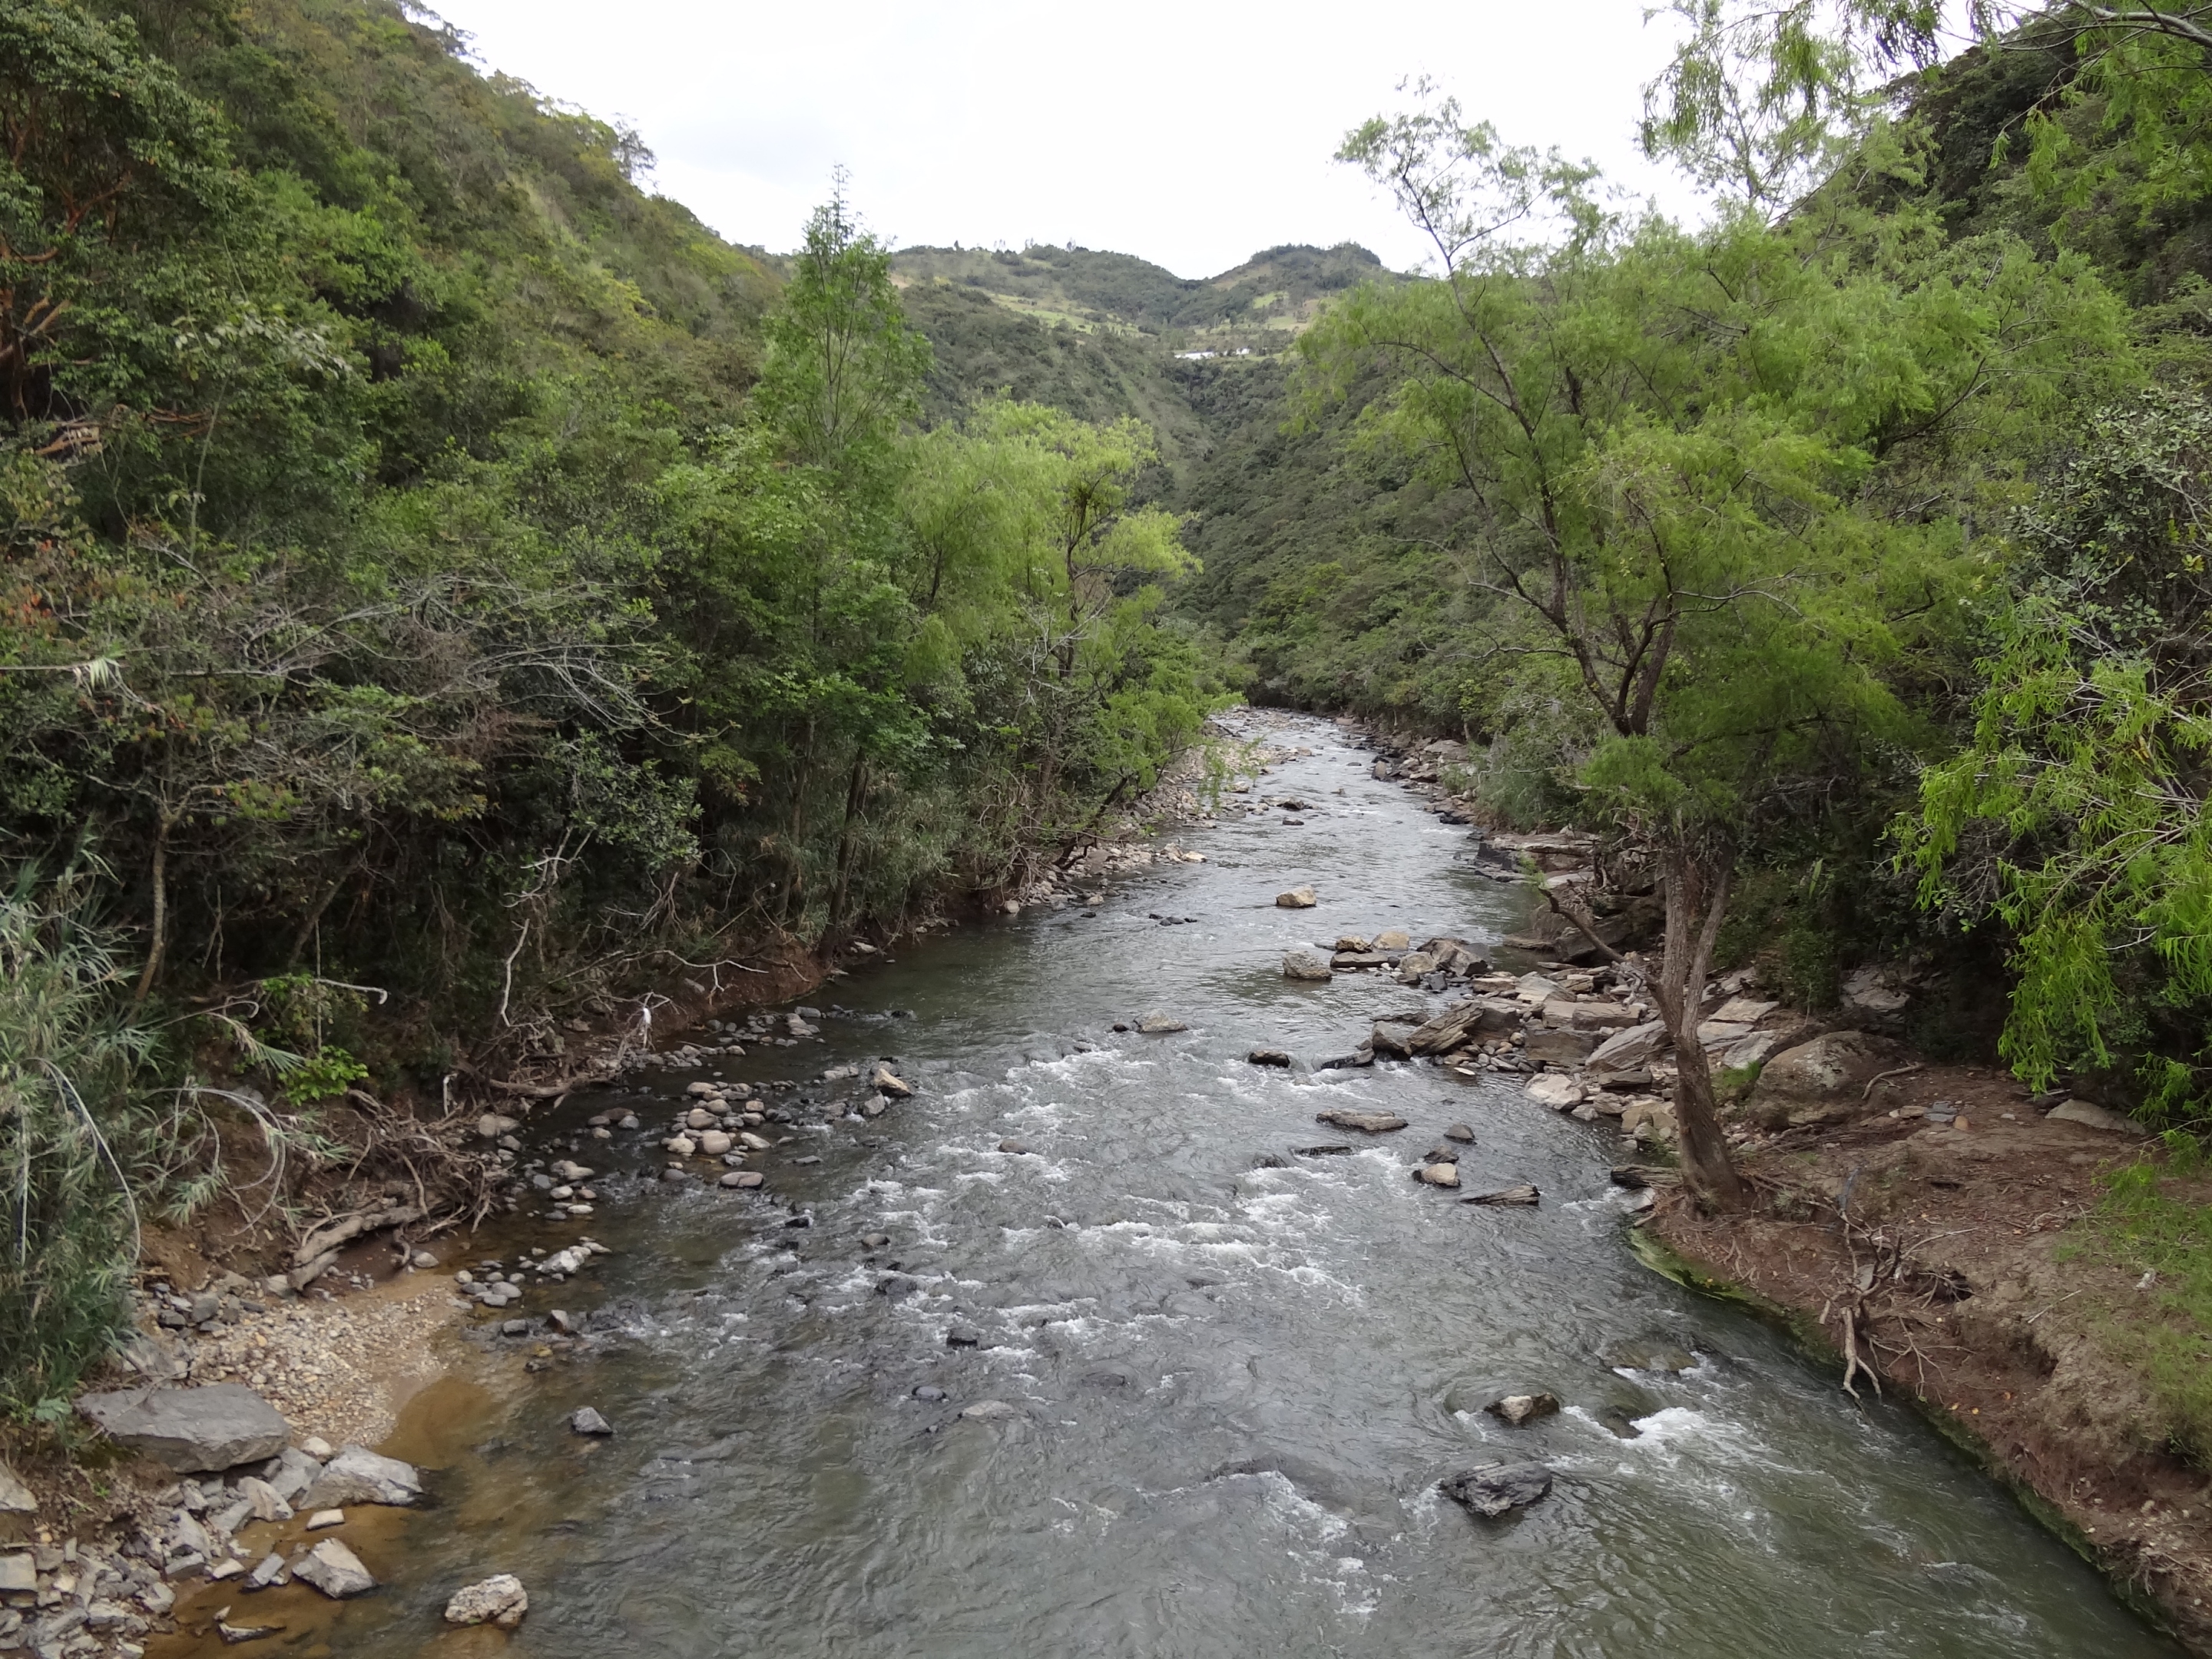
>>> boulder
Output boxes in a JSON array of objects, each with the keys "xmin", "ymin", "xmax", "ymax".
[
  {"xmin": 1523, "ymin": 1074, "xmax": 1584, "ymax": 1110},
  {"xmin": 300, "ymin": 1445, "xmax": 421, "ymax": 1508},
  {"xmin": 445, "ymin": 1574, "xmax": 529, "ymax": 1629},
  {"xmin": 1522, "ymin": 1028, "xmax": 1597, "ymax": 1067},
  {"xmin": 1369, "ymin": 1022, "xmax": 1412, "ymax": 1059},
  {"xmin": 1719, "ymin": 1032, "xmax": 1778, "ymax": 1071},
  {"xmin": 1333, "ymin": 935, "xmax": 1373, "ymax": 952},
  {"xmin": 1247, "ymin": 1048, "xmax": 1293, "ymax": 1068},
  {"xmin": 871, "ymin": 1064, "xmax": 914, "ymax": 1099},
  {"xmin": 1439, "ymin": 1462, "xmax": 1552, "ymax": 1518},
  {"xmin": 1407, "ymin": 997, "xmax": 1520, "ymax": 1055},
  {"xmin": 76, "ymin": 1386, "xmax": 290, "ymax": 1473},
  {"xmin": 1314, "ymin": 1109, "xmax": 1408, "ymax": 1134},
  {"xmin": 1136, "ymin": 1012, "xmax": 1189, "ymax": 1033},
  {"xmin": 1275, "ymin": 886, "xmax": 1319, "ymax": 909},
  {"xmin": 1586, "ymin": 1020, "xmax": 1666, "ymax": 1074},
  {"xmin": 237, "ymin": 1475, "xmax": 291, "ymax": 1523},
  {"xmin": 1415, "ymin": 1163, "xmax": 1461, "ymax": 1187},
  {"xmin": 1282, "ymin": 950, "xmax": 1334, "ymax": 982},
  {"xmin": 0, "ymin": 1462, "xmax": 33, "ymax": 1522},
  {"xmin": 569, "ymin": 1407, "xmax": 614, "ymax": 1436},
  {"xmin": 1373, "ymin": 929, "xmax": 1412, "ymax": 950},
  {"xmin": 1486, "ymin": 1392, "xmax": 1561, "ymax": 1426},
  {"xmin": 1395, "ymin": 952, "xmax": 1438, "ymax": 983},
  {"xmin": 293, "ymin": 1538, "xmax": 375, "ymax": 1598},
  {"xmin": 1442, "ymin": 1123, "xmax": 1476, "ymax": 1144},
  {"xmin": 1710, "ymin": 995, "xmax": 1779, "ymax": 1025},
  {"xmin": 1750, "ymin": 1031, "xmax": 1911, "ymax": 1122},
  {"xmin": 2047, "ymin": 1098, "xmax": 2146, "ymax": 1136},
  {"xmin": 959, "ymin": 1399, "xmax": 1019, "ymax": 1422}
]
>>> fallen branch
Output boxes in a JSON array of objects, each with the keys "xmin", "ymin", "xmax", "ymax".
[
  {"xmin": 292, "ymin": 1203, "xmax": 426, "ymax": 1268},
  {"xmin": 1862, "ymin": 1063, "xmax": 1923, "ymax": 1103}
]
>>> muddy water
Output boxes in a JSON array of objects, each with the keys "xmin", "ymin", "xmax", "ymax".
[{"xmin": 222, "ymin": 715, "xmax": 2177, "ymax": 1657}]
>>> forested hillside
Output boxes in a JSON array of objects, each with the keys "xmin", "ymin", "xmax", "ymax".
[{"xmin": 0, "ymin": 0, "xmax": 1230, "ymax": 1403}]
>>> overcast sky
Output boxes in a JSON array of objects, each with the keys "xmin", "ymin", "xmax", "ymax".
[{"xmin": 426, "ymin": 0, "xmax": 1707, "ymax": 279}]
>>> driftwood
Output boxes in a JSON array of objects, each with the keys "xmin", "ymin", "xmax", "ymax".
[
  {"xmin": 292, "ymin": 1204, "xmax": 427, "ymax": 1269},
  {"xmin": 485, "ymin": 1027, "xmax": 635, "ymax": 1099}
]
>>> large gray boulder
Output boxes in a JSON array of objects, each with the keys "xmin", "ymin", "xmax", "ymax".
[
  {"xmin": 1750, "ymin": 1031, "xmax": 1910, "ymax": 1123},
  {"xmin": 1407, "ymin": 997, "xmax": 1519, "ymax": 1055},
  {"xmin": 1585, "ymin": 1020, "xmax": 1667, "ymax": 1074},
  {"xmin": 293, "ymin": 1538, "xmax": 376, "ymax": 1598},
  {"xmin": 1282, "ymin": 949, "xmax": 1333, "ymax": 982},
  {"xmin": 300, "ymin": 1444, "xmax": 422, "ymax": 1508},
  {"xmin": 76, "ymin": 1386, "xmax": 290, "ymax": 1473}
]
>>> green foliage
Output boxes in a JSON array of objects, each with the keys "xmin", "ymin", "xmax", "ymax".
[
  {"xmin": 0, "ymin": 869, "xmax": 154, "ymax": 1412},
  {"xmin": 1906, "ymin": 390, "xmax": 2212, "ymax": 1124}
]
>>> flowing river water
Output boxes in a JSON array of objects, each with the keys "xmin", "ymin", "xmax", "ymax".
[{"xmin": 210, "ymin": 713, "xmax": 2177, "ymax": 1657}]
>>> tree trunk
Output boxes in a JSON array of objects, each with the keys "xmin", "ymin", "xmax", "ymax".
[
  {"xmin": 828, "ymin": 753, "xmax": 868, "ymax": 928},
  {"xmin": 132, "ymin": 814, "xmax": 173, "ymax": 1007},
  {"xmin": 1651, "ymin": 848, "xmax": 1750, "ymax": 1210}
]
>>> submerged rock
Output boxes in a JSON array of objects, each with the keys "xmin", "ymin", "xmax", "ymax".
[
  {"xmin": 568, "ymin": 1407, "xmax": 614, "ymax": 1436},
  {"xmin": 1314, "ymin": 1109, "xmax": 1407, "ymax": 1134},
  {"xmin": 1462, "ymin": 1184, "xmax": 1540, "ymax": 1207},
  {"xmin": 1135, "ymin": 1012, "xmax": 1189, "ymax": 1033},
  {"xmin": 1281, "ymin": 950, "xmax": 1333, "ymax": 982},
  {"xmin": 1440, "ymin": 1462, "xmax": 1552, "ymax": 1518},
  {"xmin": 1247, "ymin": 1048, "xmax": 1293, "ymax": 1067}
]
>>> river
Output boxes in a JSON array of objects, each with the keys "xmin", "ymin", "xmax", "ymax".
[{"xmin": 244, "ymin": 712, "xmax": 2177, "ymax": 1657}]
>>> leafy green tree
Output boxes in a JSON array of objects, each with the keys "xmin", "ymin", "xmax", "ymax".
[
  {"xmin": 1316, "ymin": 86, "xmax": 2125, "ymax": 1205},
  {"xmin": 1906, "ymin": 389, "xmax": 2212, "ymax": 1125}
]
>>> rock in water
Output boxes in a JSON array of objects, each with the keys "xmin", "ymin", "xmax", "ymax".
[
  {"xmin": 996, "ymin": 1139, "xmax": 1034, "ymax": 1155},
  {"xmin": 1416, "ymin": 1163, "xmax": 1461, "ymax": 1187},
  {"xmin": 76, "ymin": 1385, "xmax": 290, "ymax": 1473},
  {"xmin": 300, "ymin": 1445, "xmax": 421, "ymax": 1508},
  {"xmin": 293, "ymin": 1538, "xmax": 376, "ymax": 1598},
  {"xmin": 1486, "ymin": 1392, "xmax": 1561, "ymax": 1426},
  {"xmin": 1462, "ymin": 1184, "xmax": 1541, "ymax": 1207},
  {"xmin": 959, "ymin": 1399, "xmax": 1018, "ymax": 1421},
  {"xmin": 1275, "ymin": 886, "xmax": 1319, "ymax": 909},
  {"xmin": 1373, "ymin": 929, "xmax": 1411, "ymax": 950},
  {"xmin": 1282, "ymin": 950, "xmax": 1333, "ymax": 982},
  {"xmin": 1369, "ymin": 1022, "xmax": 1412, "ymax": 1058},
  {"xmin": 1440, "ymin": 1462, "xmax": 1553, "ymax": 1518},
  {"xmin": 1442, "ymin": 1123, "xmax": 1476, "ymax": 1144},
  {"xmin": 1135, "ymin": 1012, "xmax": 1188, "ymax": 1033},
  {"xmin": 445, "ymin": 1573, "xmax": 529, "ymax": 1628},
  {"xmin": 871, "ymin": 1063, "xmax": 914, "ymax": 1098},
  {"xmin": 1247, "ymin": 1048, "xmax": 1293, "ymax": 1067},
  {"xmin": 569, "ymin": 1407, "xmax": 614, "ymax": 1436},
  {"xmin": 1313, "ymin": 1109, "xmax": 1408, "ymax": 1134}
]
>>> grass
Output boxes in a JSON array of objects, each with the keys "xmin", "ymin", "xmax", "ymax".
[{"xmin": 2078, "ymin": 1151, "xmax": 2212, "ymax": 1463}]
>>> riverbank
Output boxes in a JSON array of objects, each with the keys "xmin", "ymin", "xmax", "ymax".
[{"xmin": 1641, "ymin": 1061, "xmax": 2212, "ymax": 1651}]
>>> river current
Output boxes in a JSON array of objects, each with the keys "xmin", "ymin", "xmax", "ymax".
[{"xmin": 303, "ymin": 713, "xmax": 2171, "ymax": 1657}]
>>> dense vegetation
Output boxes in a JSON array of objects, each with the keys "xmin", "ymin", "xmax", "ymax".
[{"xmin": 0, "ymin": 0, "xmax": 1225, "ymax": 1409}]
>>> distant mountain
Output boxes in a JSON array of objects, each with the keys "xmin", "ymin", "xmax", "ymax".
[{"xmin": 892, "ymin": 241, "xmax": 1393, "ymax": 345}]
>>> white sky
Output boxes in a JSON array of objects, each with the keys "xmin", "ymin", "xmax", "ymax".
[{"xmin": 426, "ymin": 0, "xmax": 1707, "ymax": 279}]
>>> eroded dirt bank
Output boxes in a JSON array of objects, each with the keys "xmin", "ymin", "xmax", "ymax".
[{"xmin": 1644, "ymin": 1062, "xmax": 2212, "ymax": 1651}]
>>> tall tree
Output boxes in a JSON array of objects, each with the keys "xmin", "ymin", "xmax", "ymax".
[{"xmin": 1315, "ymin": 88, "xmax": 2124, "ymax": 1207}]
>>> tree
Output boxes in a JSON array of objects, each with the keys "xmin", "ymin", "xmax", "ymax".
[
  {"xmin": 1315, "ymin": 86, "xmax": 2124, "ymax": 1207},
  {"xmin": 1906, "ymin": 390, "xmax": 2212, "ymax": 1126}
]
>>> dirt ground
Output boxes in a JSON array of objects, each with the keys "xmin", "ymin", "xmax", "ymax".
[{"xmin": 1649, "ymin": 1059, "xmax": 2212, "ymax": 1651}]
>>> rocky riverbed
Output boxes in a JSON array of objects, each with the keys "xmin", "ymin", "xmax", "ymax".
[{"xmin": 9, "ymin": 709, "xmax": 2185, "ymax": 1657}]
